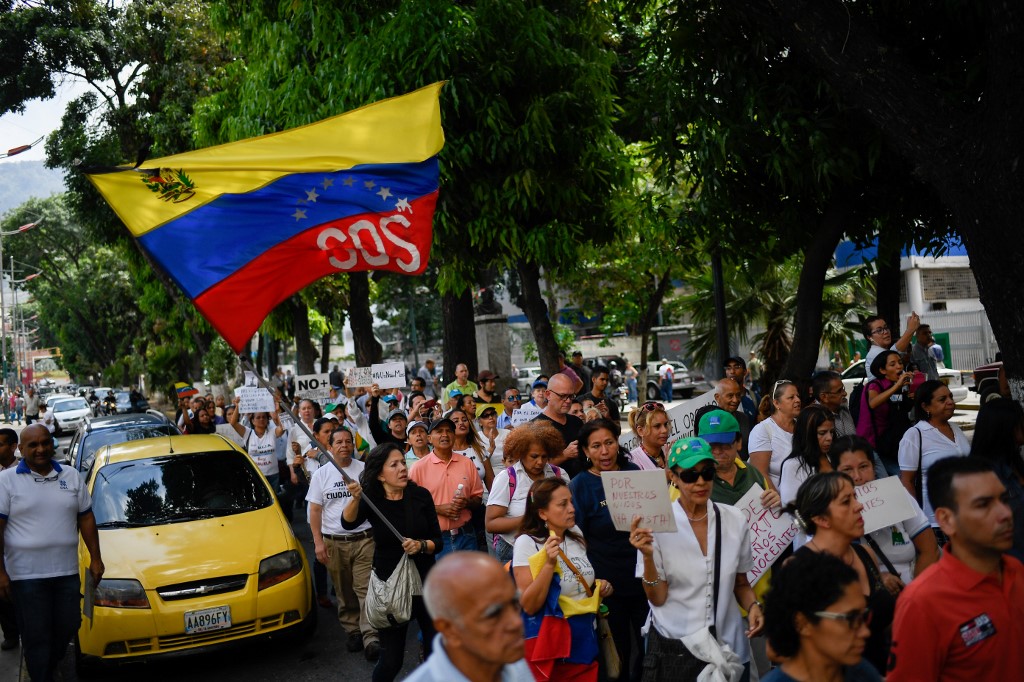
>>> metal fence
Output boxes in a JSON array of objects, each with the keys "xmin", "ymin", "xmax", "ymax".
[{"xmin": 923, "ymin": 309, "xmax": 999, "ymax": 371}]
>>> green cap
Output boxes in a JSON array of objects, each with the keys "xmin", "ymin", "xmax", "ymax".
[
  {"xmin": 667, "ymin": 437, "xmax": 715, "ymax": 470},
  {"xmin": 698, "ymin": 410, "xmax": 740, "ymax": 444}
]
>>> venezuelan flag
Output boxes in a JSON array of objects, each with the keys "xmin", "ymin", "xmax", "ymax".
[{"xmin": 87, "ymin": 84, "xmax": 445, "ymax": 352}]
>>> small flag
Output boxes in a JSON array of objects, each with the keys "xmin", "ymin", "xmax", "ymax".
[
  {"xmin": 175, "ymin": 382, "xmax": 198, "ymax": 398},
  {"xmin": 86, "ymin": 84, "xmax": 445, "ymax": 352}
]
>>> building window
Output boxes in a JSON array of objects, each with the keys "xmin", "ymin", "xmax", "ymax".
[{"xmin": 920, "ymin": 269, "xmax": 979, "ymax": 301}]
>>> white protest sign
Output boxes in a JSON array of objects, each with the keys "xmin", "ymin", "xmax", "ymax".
[
  {"xmin": 348, "ymin": 367, "xmax": 373, "ymax": 388},
  {"xmin": 243, "ymin": 371, "xmax": 259, "ymax": 388},
  {"xmin": 600, "ymin": 470, "xmax": 678, "ymax": 533},
  {"xmin": 736, "ymin": 484, "xmax": 799, "ymax": 586},
  {"xmin": 295, "ymin": 373, "xmax": 332, "ymax": 399},
  {"xmin": 509, "ymin": 403, "xmax": 543, "ymax": 427},
  {"xmin": 235, "ymin": 386, "xmax": 275, "ymax": 414},
  {"xmin": 856, "ymin": 476, "xmax": 917, "ymax": 535},
  {"xmin": 372, "ymin": 362, "xmax": 407, "ymax": 389},
  {"xmin": 619, "ymin": 391, "xmax": 716, "ymax": 451}
]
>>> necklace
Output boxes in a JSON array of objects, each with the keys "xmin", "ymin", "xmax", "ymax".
[{"xmin": 687, "ymin": 511, "xmax": 708, "ymax": 522}]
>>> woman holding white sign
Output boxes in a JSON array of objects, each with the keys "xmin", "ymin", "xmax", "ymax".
[
  {"xmin": 829, "ymin": 436, "xmax": 939, "ymax": 586},
  {"xmin": 630, "ymin": 437, "xmax": 763, "ymax": 682},
  {"xmin": 749, "ymin": 380, "xmax": 802, "ymax": 488},
  {"xmin": 781, "ymin": 472, "xmax": 894, "ymax": 675},
  {"xmin": 228, "ymin": 396, "xmax": 285, "ymax": 492}
]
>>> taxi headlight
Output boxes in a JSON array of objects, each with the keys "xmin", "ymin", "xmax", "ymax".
[
  {"xmin": 95, "ymin": 579, "xmax": 150, "ymax": 608},
  {"xmin": 258, "ymin": 550, "xmax": 302, "ymax": 590}
]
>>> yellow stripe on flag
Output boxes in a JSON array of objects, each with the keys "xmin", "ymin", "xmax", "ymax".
[{"xmin": 87, "ymin": 83, "xmax": 445, "ymax": 237}]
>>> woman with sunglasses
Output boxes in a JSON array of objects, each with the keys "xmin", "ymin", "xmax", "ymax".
[
  {"xmin": 630, "ymin": 438, "xmax": 763, "ymax": 681},
  {"xmin": 762, "ymin": 550, "xmax": 882, "ymax": 681},
  {"xmin": 749, "ymin": 380, "xmax": 803, "ymax": 488},
  {"xmin": 778, "ymin": 405, "xmax": 835, "ymax": 548},
  {"xmin": 477, "ymin": 404, "xmax": 507, "ymax": 474},
  {"xmin": 781, "ymin": 472, "xmax": 894, "ymax": 675},
  {"xmin": 626, "ymin": 401, "xmax": 670, "ymax": 470},
  {"xmin": 829, "ymin": 436, "xmax": 939, "ymax": 587}
]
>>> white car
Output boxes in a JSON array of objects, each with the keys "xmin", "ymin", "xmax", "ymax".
[
  {"xmin": 840, "ymin": 359, "xmax": 968, "ymax": 403},
  {"xmin": 45, "ymin": 392, "xmax": 77, "ymax": 408},
  {"xmin": 49, "ymin": 397, "xmax": 93, "ymax": 436}
]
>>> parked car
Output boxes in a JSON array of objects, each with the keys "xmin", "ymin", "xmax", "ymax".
[
  {"xmin": 840, "ymin": 359, "xmax": 968, "ymax": 403},
  {"xmin": 44, "ymin": 392, "xmax": 77, "ymax": 408},
  {"xmin": 644, "ymin": 361, "xmax": 706, "ymax": 400},
  {"xmin": 516, "ymin": 366, "xmax": 544, "ymax": 394},
  {"xmin": 49, "ymin": 397, "xmax": 93, "ymax": 436},
  {"xmin": 76, "ymin": 434, "xmax": 315, "ymax": 672},
  {"xmin": 64, "ymin": 412, "xmax": 181, "ymax": 474},
  {"xmin": 972, "ymin": 360, "xmax": 1003, "ymax": 401},
  {"xmin": 114, "ymin": 390, "xmax": 150, "ymax": 413}
]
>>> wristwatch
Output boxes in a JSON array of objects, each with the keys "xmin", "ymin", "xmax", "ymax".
[{"xmin": 419, "ymin": 540, "xmax": 427, "ymax": 554}]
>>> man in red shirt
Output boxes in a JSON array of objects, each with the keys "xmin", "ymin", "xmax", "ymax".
[{"xmin": 888, "ymin": 457, "xmax": 1023, "ymax": 681}]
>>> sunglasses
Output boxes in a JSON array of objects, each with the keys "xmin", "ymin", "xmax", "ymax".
[
  {"xmin": 772, "ymin": 379, "xmax": 794, "ymax": 394},
  {"xmin": 677, "ymin": 464, "xmax": 716, "ymax": 484},
  {"xmin": 640, "ymin": 401, "xmax": 664, "ymax": 412},
  {"xmin": 505, "ymin": 394, "xmax": 522, "ymax": 401},
  {"xmin": 814, "ymin": 607, "xmax": 872, "ymax": 629}
]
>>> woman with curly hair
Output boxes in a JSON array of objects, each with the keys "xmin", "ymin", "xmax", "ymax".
[
  {"xmin": 762, "ymin": 550, "xmax": 881, "ymax": 681},
  {"xmin": 486, "ymin": 421, "xmax": 569, "ymax": 562}
]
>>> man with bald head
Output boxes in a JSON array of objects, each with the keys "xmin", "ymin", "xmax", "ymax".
[
  {"xmin": 533, "ymin": 373, "xmax": 585, "ymax": 477},
  {"xmin": 0, "ymin": 424, "xmax": 104, "ymax": 680},
  {"xmin": 409, "ymin": 552, "xmax": 532, "ymax": 682},
  {"xmin": 694, "ymin": 378, "xmax": 752, "ymax": 461}
]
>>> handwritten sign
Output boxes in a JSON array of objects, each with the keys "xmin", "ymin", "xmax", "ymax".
[
  {"xmin": 295, "ymin": 373, "xmax": 332, "ymax": 399},
  {"xmin": 371, "ymin": 362, "xmax": 406, "ymax": 389},
  {"xmin": 855, "ymin": 476, "xmax": 917, "ymax": 534},
  {"xmin": 736, "ymin": 484, "xmax": 798, "ymax": 586},
  {"xmin": 347, "ymin": 367, "xmax": 373, "ymax": 388},
  {"xmin": 509, "ymin": 403, "xmax": 543, "ymax": 427},
  {"xmin": 619, "ymin": 391, "xmax": 716, "ymax": 451},
  {"xmin": 600, "ymin": 470, "xmax": 678, "ymax": 533},
  {"xmin": 235, "ymin": 386, "xmax": 275, "ymax": 414}
]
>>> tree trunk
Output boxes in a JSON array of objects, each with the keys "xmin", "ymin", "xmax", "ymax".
[
  {"xmin": 255, "ymin": 334, "xmax": 264, "ymax": 377},
  {"xmin": 268, "ymin": 338, "xmax": 280, "ymax": 375},
  {"xmin": 635, "ymin": 269, "xmax": 673, "ymax": 398},
  {"xmin": 319, "ymin": 325, "xmax": 331, "ymax": 374},
  {"xmin": 291, "ymin": 297, "xmax": 316, "ymax": 374},
  {"xmin": 781, "ymin": 198, "xmax": 850, "ymax": 380},
  {"xmin": 875, "ymin": 233, "xmax": 903, "ymax": 339},
  {"xmin": 349, "ymin": 271, "xmax": 382, "ymax": 366},
  {"xmin": 440, "ymin": 289, "xmax": 477, "ymax": 384},
  {"xmin": 516, "ymin": 261, "xmax": 561, "ymax": 376}
]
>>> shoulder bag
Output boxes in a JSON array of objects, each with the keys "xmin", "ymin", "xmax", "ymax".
[{"xmin": 364, "ymin": 493, "xmax": 423, "ymax": 629}]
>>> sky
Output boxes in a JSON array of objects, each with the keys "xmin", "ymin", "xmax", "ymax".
[{"xmin": 0, "ymin": 79, "xmax": 92, "ymax": 164}]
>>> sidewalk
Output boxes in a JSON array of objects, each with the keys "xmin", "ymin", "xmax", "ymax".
[{"xmin": 0, "ymin": 648, "xmax": 23, "ymax": 681}]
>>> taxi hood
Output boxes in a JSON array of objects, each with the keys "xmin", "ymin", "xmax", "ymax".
[{"xmin": 94, "ymin": 506, "xmax": 295, "ymax": 589}]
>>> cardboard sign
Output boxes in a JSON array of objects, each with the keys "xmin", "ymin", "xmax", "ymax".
[
  {"xmin": 509, "ymin": 403, "xmax": 543, "ymax": 427},
  {"xmin": 295, "ymin": 373, "xmax": 332, "ymax": 399},
  {"xmin": 619, "ymin": 391, "xmax": 716, "ymax": 451},
  {"xmin": 347, "ymin": 367, "xmax": 373, "ymax": 388},
  {"xmin": 600, "ymin": 470, "xmax": 678, "ymax": 533},
  {"xmin": 856, "ymin": 476, "xmax": 917, "ymax": 534},
  {"xmin": 371, "ymin": 362, "xmax": 407, "ymax": 389},
  {"xmin": 235, "ymin": 386, "xmax": 275, "ymax": 414},
  {"xmin": 736, "ymin": 484, "xmax": 798, "ymax": 586}
]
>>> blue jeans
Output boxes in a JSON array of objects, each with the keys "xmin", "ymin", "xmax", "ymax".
[
  {"xmin": 438, "ymin": 528, "xmax": 478, "ymax": 558},
  {"xmin": 660, "ymin": 379, "xmax": 673, "ymax": 403},
  {"xmin": 627, "ymin": 379, "xmax": 638, "ymax": 404},
  {"xmin": 10, "ymin": 574, "xmax": 81, "ymax": 682}
]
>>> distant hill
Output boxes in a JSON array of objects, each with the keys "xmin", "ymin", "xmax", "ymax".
[{"xmin": 0, "ymin": 160, "xmax": 66, "ymax": 215}]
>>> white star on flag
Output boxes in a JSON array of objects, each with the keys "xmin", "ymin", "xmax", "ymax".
[
  {"xmin": 306, "ymin": 188, "xmax": 320, "ymax": 202},
  {"xmin": 292, "ymin": 209, "xmax": 307, "ymax": 220},
  {"xmin": 395, "ymin": 198, "xmax": 412, "ymax": 213},
  {"xmin": 377, "ymin": 187, "xmax": 392, "ymax": 201}
]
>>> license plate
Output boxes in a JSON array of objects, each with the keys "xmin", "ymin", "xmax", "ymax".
[{"xmin": 184, "ymin": 606, "xmax": 232, "ymax": 634}]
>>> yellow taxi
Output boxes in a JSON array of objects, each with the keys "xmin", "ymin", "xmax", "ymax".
[{"xmin": 76, "ymin": 434, "xmax": 314, "ymax": 667}]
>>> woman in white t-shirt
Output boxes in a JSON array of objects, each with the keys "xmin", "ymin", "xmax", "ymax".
[
  {"xmin": 749, "ymin": 380, "xmax": 802, "ymax": 488},
  {"xmin": 477, "ymin": 404, "xmax": 507, "ymax": 473},
  {"xmin": 830, "ymin": 436, "xmax": 939, "ymax": 586},
  {"xmin": 486, "ymin": 421, "xmax": 569, "ymax": 562},
  {"xmin": 229, "ymin": 396, "xmax": 285, "ymax": 491},
  {"xmin": 897, "ymin": 381, "xmax": 970, "ymax": 536},
  {"xmin": 513, "ymin": 477, "xmax": 612, "ymax": 682}
]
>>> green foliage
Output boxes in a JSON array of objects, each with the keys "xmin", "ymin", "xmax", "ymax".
[
  {"xmin": 523, "ymin": 323, "xmax": 577, "ymax": 363},
  {"xmin": 202, "ymin": 336, "xmax": 237, "ymax": 385}
]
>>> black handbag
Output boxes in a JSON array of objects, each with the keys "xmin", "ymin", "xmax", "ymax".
[{"xmin": 641, "ymin": 504, "xmax": 722, "ymax": 682}]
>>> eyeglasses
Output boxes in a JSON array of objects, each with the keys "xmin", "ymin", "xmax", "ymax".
[
  {"xmin": 814, "ymin": 607, "xmax": 872, "ymax": 629},
  {"xmin": 870, "ymin": 326, "xmax": 890, "ymax": 335},
  {"xmin": 505, "ymin": 394, "xmax": 521, "ymax": 402},
  {"xmin": 547, "ymin": 389, "xmax": 576, "ymax": 402},
  {"xmin": 823, "ymin": 386, "xmax": 847, "ymax": 395},
  {"xmin": 640, "ymin": 401, "xmax": 664, "ymax": 412},
  {"xmin": 677, "ymin": 465, "xmax": 716, "ymax": 484}
]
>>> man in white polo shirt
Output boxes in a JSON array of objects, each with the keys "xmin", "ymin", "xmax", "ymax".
[
  {"xmin": 307, "ymin": 425, "xmax": 379, "ymax": 661},
  {"xmin": 0, "ymin": 424, "xmax": 104, "ymax": 680}
]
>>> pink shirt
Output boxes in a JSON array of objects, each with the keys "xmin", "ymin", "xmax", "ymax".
[
  {"xmin": 408, "ymin": 452, "xmax": 484, "ymax": 531},
  {"xmin": 627, "ymin": 445, "xmax": 663, "ymax": 471}
]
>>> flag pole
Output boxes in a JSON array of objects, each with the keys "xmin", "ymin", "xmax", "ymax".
[{"xmin": 238, "ymin": 355, "xmax": 405, "ymax": 543}]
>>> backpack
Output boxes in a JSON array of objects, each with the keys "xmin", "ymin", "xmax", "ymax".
[
  {"xmin": 492, "ymin": 463, "xmax": 563, "ymax": 553},
  {"xmin": 848, "ymin": 378, "xmax": 866, "ymax": 424}
]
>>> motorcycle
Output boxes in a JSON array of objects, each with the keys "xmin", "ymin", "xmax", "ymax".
[{"xmin": 617, "ymin": 384, "xmax": 629, "ymax": 411}]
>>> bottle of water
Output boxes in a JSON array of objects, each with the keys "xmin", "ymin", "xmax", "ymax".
[{"xmin": 452, "ymin": 483, "xmax": 465, "ymax": 504}]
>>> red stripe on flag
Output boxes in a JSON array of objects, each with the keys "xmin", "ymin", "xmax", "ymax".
[{"xmin": 194, "ymin": 192, "xmax": 437, "ymax": 352}]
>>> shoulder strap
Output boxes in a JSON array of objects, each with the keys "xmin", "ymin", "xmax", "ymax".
[
  {"xmin": 551, "ymin": 464, "xmax": 561, "ymax": 478},
  {"xmin": 507, "ymin": 465, "xmax": 517, "ymax": 499},
  {"xmin": 558, "ymin": 547, "xmax": 594, "ymax": 598},
  {"xmin": 862, "ymin": 535, "xmax": 899, "ymax": 576},
  {"xmin": 711, "ymin": 503, "xmax": 722, "ymax": 637},
  {"xmin": 851, "ymin": 542, "xmax": 885, "ymax": 591},
  {"xmin": 244, "ymin": 428, "xmax": 253, "ymax": 452},
  {"xmin": 916, "ymin": 426, "xmax": 923, "ymax": 477}
]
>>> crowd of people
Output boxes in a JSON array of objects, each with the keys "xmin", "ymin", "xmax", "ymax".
[{"xmin": 1, "ymin": 311, "xmax": 1021, "ymax": 682}]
